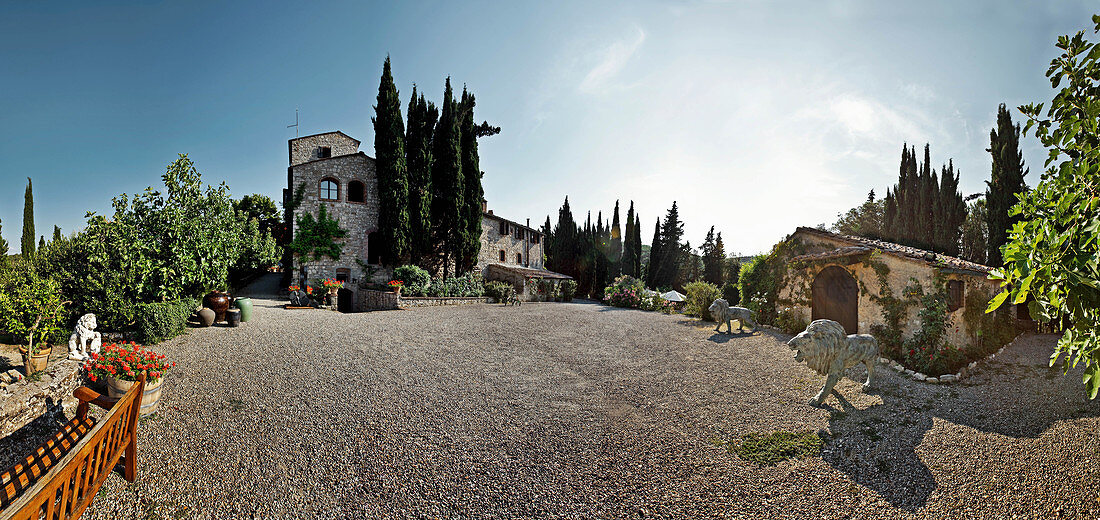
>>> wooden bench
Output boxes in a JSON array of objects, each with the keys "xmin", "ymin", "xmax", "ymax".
[{"xmin": 0, "ymin": 374, "xmax": 145, "ymax": 520}]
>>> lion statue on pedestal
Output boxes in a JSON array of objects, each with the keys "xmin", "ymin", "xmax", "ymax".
[
  {"xmin": 68, "ymin": 313, "xmax": 102, "ymax": 361},
  {"xmin": 707, "ymin": 299, "xmax": 757, "ymax": 334},
  {"xmin": 787, "ymin": 319, "xmax": 879, "ymax": 406}
]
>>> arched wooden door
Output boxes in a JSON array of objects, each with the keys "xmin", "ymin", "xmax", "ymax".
[{"xmin": 811, "ymin": 266, "xmax": 858, "ymax": 334}]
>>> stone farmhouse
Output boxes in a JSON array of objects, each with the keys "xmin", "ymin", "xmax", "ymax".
[
  {"xmin": 776, "ymin": 227, "xmax": 1023, "ymax": 348},
  {"xmin": 284, "ymin": 131, "xmax": 569, "ymax": 308}
]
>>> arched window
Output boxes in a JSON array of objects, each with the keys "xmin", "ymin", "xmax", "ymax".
[
  {"xmin": 347, "ymin": 180, "xmax": 365, "ymax": 203},
  {"xmin": 319, "ymin": 179, "xmax": 339, "ymax": 201}
]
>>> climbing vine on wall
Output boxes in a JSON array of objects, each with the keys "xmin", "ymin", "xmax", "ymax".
[{"xmin": 739, "ymin": 238, "xmax": 807, "ymax": 326}]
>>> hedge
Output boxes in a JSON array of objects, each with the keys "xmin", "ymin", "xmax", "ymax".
[{"xmin": 134, "ymin": 298, "xmax": 198, "ymax": 344}]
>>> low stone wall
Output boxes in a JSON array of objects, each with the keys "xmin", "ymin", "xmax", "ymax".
[
  {"xmin": 359, "ymin": 289, "xmax": 399, "ymax": 311},
  {"xmin": 398, "ymin": 297, "xmax": 489, "ymax": 308},
  {"xmin": 0, "ymin": 360, "xmax": 84, "ymax": 467}
]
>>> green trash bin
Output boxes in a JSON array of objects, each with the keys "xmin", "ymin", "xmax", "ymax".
[{"xmin": 233, "ymin": 297, "xmax": 254, "ymax": 323}]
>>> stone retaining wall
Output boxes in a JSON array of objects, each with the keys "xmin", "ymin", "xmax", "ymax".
[
  {"xmin": 0, "ymin": 360, "xmax": 83, "ymax": 442},
  {"xmin": 399, "ymin": 297, "xmax": 489, "ymax": 308},
  {"xmin": 359, "ymin": 289, "xmax": 399, "ymax": 311}
]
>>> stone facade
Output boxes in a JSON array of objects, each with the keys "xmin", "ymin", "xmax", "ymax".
[
  {"xmin": 0, "ymin": 360, "xmax": 83, "ymax": 444},
  {"xmin": 776, "ymin": 227, "xmax": 1003, "ymax": 348},
  {"xmin": 285, "ymin": 130, "xmax": 555, "ymax": 311},
  {"xmin": 477, "ymin": 213, "xmax": 544, "ymax": 271},
  {"xmin": 286, "ymin": 133, "xmax": 391, "ymax": 312}
]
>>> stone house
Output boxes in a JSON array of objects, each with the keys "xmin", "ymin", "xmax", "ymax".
[
  {"xmin": 775, "ymin": 227, "xmax": 1013, "ymax": 348},
  {"xmin": 284, "ymin": 130, "xmax": 569, "ymax": 308}
]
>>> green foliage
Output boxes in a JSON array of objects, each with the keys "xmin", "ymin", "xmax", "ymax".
[
  {"xmin": 559, "ymin": 280, "xmax": 577, "ymax": 302},
  {"xmin": 527, "ymin": 277, "xmax": 559, "ymax": 302},
  {"xmin": 684, "ymin": 281, "xmax": 721, "ymax": 321},
  {"xmin": 232, "ymin": 214, "xmax": 279, "ymax": 281},
  {"xmin": 405, "ymin": 87, "xmax": 439, "ymax": 269},
  {"xmin": 0, "ymin": 262, "xmax": 67, "ymax": 353},
  {"xmin": 995, "ymin": 16, "xmax": 1100, "ymax": 398},
  {"xmin": 738, "ymin": 241, "xmax": 793, "ymax": 326},
  {"xmin": 959, "ymin": 198, "xmax": 988, "ymax": 264},
  {"xmin": 134, "ymin": 298, "xmax": 197, "ymax": 344},
  {"xmin": 485, "ymin": 281, "xmax": 514, "ymax": 303},
  {"xmin": 721, "ymin": 282, "xmax": 740, "ymax": 305},
  {"xmin": 426, "ymin": 273, "xmax": 483, "ymax": 297},
  {"xmin": 986, "ymin": 103, "xmax": 1029, "ymax": 266},
  {"xmin": 21, "ymin": 178, "xmax": 34, "ymax": 257},
  {"xmin": 288, "ymin": 204, "xmax": 347, "ymax": 265},
  {"xmin": 831, "ymin": 190, "xmax": 884, "ymax": 239},
  {"xmin": 52, "ymin": 226, "xmax": 61, "ymax": 243},
  {"xmin": 430, "ymin": 77, "xmax": 464, "ymax": 277},
  {"xmin": 605, "ymin": 275, "xmax": 646, "ymax": 308},
  {"xmin": 234, "ymin": 194, "xmax": 281, "ymax": 234},
  {"xmin": 458, "ymin": 88, "xmax": 484, "ymax": 274},
  {"xmin": 882, "ymin": 144, "xmax": 967, "ymax": 255},
  {"xmin": 374, "ymin": 56, "xmax": 411, "ymax": 265},
  {"xmin": 730, "ymin": 431, "xmax": 823, "ymax": 466},
  {"xmin": 393, "ymin": 264, "xmax": 431, "ymax": 296},
  {"xmin": 776, "ymin": 307, "xmax": 808, "ymax": 335},
  {"xmin": 0, "ymin": 217, "xmax": 8, "ymax": 260}
]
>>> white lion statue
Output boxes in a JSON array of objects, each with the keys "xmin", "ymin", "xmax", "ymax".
[
  {"xmin": 708, "ymin": 299, "xmax": 757, "ymax": 334},
  {"xmin": 787, "ymin": 319, "xmax": 879, "ymax": 406},
  {"xmin": 68, "ymin": 313, "xmax": 102, "ymax": 361}
]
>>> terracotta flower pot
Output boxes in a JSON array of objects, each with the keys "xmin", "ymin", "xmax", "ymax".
[
  {"xmin": 19, "ymin": 346, "xmax": 51, "ymax": 375},
  {"xmin": 107, "ymin": 375, "xmax": 164, "ymax": 416},
  {"xmin": 203, "ymin": 291, "xmax": 230, "ymax": 322}
]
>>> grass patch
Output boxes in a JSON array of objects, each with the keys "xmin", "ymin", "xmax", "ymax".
[{"xmin": 729, "ymin": 430, "xmax": 824, "ymax": 466}]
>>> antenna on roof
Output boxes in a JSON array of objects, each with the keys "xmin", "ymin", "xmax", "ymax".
[{"xmin": 287, "ymin": 108, "xmax": 299, "ymax": 138}]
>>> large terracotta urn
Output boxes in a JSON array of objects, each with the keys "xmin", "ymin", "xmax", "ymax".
[{"xmin": 202, "ymin": 291, "xmax": 231, "ymax": 323}]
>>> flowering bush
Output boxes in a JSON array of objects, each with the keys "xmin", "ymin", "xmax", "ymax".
[
  {"xmin": 288, "ymin": 285, "xmax": 300, "ymax": 293},
  {"xmin": 83, "ymin": 342, "xmax": 175, "ymax": 384},
  {"xmin": 321, "ymin": 278, "xmax": 344, "ymax": 289},
  {"xmin": 604, "ymin": 276, "xmax": 645, "ymax": 308},
  {"xmin": 387, "ymin": 280, "xmax": 404, "ymax": 291}
]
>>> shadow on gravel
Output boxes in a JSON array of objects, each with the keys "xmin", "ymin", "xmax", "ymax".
[{"xmin": 817, "ymin": 337, "xmax": 1100, "ymax": 511}]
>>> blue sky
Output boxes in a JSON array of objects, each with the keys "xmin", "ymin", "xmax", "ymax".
[{"xmin": 0, "ymin": 1, "xmax": 1093, "ymax": 255}]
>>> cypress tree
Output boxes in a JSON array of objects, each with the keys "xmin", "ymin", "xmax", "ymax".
[
  {"xmin": 713, "ymin": 232, "xmax": 726, "ymax": 284},
  {"xmin": 38, "ymin": 236, "xmax": 45, "ymax": 251},
  {"xmin": 52, "ymin": 225, "xmax": 61, "ymax": 242},
  {"xmin": 373, "ymin": 56, "xmax": 410, "ymax": 265},
  {"xmin": 936, "ymin": 160, "xmax": 966, "ymax": 256},
  {"xmin": 406, "ymin": 87, "xmax": 439, "ymax": 268},
  {"xmin": 622, "ymin": 201, "xmax": 635, "ymax": 277},
  {"xmin": 646, "ymin": 218, "xmax": 661, "ymax": 289},
  {"xmin": 430, "ymin": 78, "xmax": 464, "ymax": 277},
  {"xmin": 702, "ymin": 226, "xmax": 725, "ymax": 285},
  {"xmin": 633, "ymin": 214, "xmax": 642, "ymax": 278},
  {"xmin": 457, "ymin": 88, "xmax": 484, "ymax": 273},
  {"xmin": 550, "ymin": 197, "xmax": 577, "ymax": 277},
  {"xmin": 609, "ymin": 200, "xmax": 622, "ymax": 278},
  {"xmin": 657, "ymin": 202, "xmax": 684, "ymax": 289},
  {"xmin": 21, "ymin": 177, "xmax": 34, "ymax": 256},
  {"xmin": 985, "ymin": 103, "xmax": 1028, "ymax": 266}
]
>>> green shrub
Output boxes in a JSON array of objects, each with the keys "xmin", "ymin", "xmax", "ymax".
[
  {"xmin": 776, "ymin": 307, "xmax": 808, "ymax": 335},
  {"xmin": 527, "ymin": 277, "xmax": 558, "ymax": 302},
  {"xmin": 485, "ymin": 281, "xmax": 514, "ymax": 303},
  {"xmin": 721, "ymin": 283, "xmax": 740, "ymax": 306},
  {"xmin": 393, "ymin": 265, "xmax": 431, "ymax": 296},
  {"xmin": 684, "ymin": 281, "xmax": 722, "ymax": 321},
  {"xmin": 134, "ymin": 298, "xmax": 198, "ymax": 344},
  {"xmin": 427, "ymin": 273, "xmax": 484, "ymax": 297},
  {"xmin": 559, "ymin": 280, "xmax": 577, "ymax": 302},
  {"xmin": 738, "ymin": 240, "xmax": 799, "ymax": 326},
  {"xmin": 730, "ymin": 431, "xmax": 823, "ymax": 466},
  {"xmin": 604, "ymin": 275, "xmax": 646, "ymax": 308},
  {"xmin": 0, "ymin": 262, "xmax": 67, "ymax": 353}
]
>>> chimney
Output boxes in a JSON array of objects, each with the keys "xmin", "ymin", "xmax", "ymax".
[{"xmin": 526, "ymin": 218, "xmax": 530, "ymax": 228}]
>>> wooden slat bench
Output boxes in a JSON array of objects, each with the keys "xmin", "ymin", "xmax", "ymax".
[{"xmin": 0, "ymin": 374, "xmax": 145, "ymax": 520}]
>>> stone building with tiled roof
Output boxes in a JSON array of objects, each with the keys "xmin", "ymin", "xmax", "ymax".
[
  {"xmin": 283, "ymin": 131, "xmax": 568, "ymax": 308},
  {"xmin": 774, "ymin": 226, "xmax": 1018, "ymax": 348}
]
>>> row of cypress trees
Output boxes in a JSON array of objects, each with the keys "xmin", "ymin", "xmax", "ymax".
[
  {"xmin": 373, "ymin": 57, "xmax": 497, "ymax": 276},
  {"xmin": 543, "ymin": 198, "xmax": 643, "ymax": 296},
  {"xmin": 882, "ymin": 144, "xmax": 967, "ymax": 256}
]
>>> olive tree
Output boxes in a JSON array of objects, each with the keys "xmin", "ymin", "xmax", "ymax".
[{"xmin": 989, "ymin": 16, "xmax": 1100, "ymax": 398}]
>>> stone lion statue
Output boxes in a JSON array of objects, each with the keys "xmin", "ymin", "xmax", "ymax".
[
  {"xmin": 708, "ymin": 299, "xmax": 757, "ymax": 333},
  {"xmin": 68, "ymin": 313, "xmax": 102, "ymax": 361},
  {"xmin": 787, "ymin": 319, "xmax": 879, "ymax": 406}
]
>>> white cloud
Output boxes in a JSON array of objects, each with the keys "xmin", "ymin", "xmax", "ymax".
[{"xmin": 579, "ymin": 26, "xmax": 646, "ymax": 93}]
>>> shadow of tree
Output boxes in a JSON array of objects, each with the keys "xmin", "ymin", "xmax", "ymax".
[
  {"xmin": 0, "ymin": 397, "xmax": 66, "ymax": 471},
  {"xmin": 812, "ymin": 336, "xmax": 1100, "ymax": 511}
]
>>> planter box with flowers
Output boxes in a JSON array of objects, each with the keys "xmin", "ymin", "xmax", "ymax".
[{"xmin": 83, "ymin": 342, "xmax": 175, "ymax": 416}]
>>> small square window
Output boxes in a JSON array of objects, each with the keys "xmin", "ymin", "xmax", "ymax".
[{"xmin": 318, "ymin": 146, "xmax": 332, "ymax": 158}]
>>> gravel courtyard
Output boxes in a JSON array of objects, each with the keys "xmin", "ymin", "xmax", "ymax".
[{"xmin": 83, "ymin": 294, "xmax": 1100, "ymax": 519}]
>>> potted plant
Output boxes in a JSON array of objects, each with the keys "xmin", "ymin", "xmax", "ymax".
[
  {"xmin": 0, "ymin": 269, "xmax": 68, "ymax": 376},
  {"xmin": 387, "ymin": 279, "xmax": 403, "ymax": 297},
  {"xmin": 84, "ymin": 342, "xmax": 175, "ymax": 416},
  {"xmin": 322, "ymin": 278, "xmax": 344, "ymax": 298}
]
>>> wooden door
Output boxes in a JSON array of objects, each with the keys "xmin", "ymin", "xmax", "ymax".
[{"xmin": 811, "ymin": 265, "xmax": 858, "ymax": 334}]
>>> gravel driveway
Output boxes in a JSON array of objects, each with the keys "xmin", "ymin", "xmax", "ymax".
[{"xmin": 81, "ymin": 289, "xmax": 1100, "ymax": 519}]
